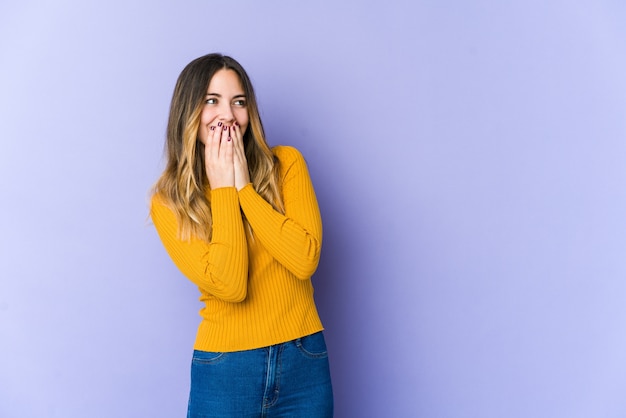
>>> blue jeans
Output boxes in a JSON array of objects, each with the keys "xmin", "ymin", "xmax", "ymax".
[{"xmin": 187, "ymin": 331, "xmax": 333, "ymax": 417}]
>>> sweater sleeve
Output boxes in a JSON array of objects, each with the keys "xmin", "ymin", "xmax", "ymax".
[
  {"xmin": 238, "ymin": 146, "xmax": 322, "ymax": 280},
  {"xmin": 150, "ymin": 187, "xmax": 249, "ymax": 302}
]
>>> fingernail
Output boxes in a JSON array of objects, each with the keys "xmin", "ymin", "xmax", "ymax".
[
  {"xmin": 210, "ymin": 126, "xmax": 215, "ymax": 131},
  {"xmin": 223, "ymin": 126, "xmax": 228, "ymax": 131},
  {"xmin": 227, "ymin": 137, "xmax": 232, "ymax": 142},
  {"xmin": 217, "ymin": 122, "xmax": 223, "ymax": 127},
  {"xmin": 232, "ymin": 124, "xmax": 236, "ymax": 130},
  {"xmin": 234, "ymin": 121, "xmax": 239, "ymax": 126}
]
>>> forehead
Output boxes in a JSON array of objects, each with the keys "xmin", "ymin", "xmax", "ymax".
[{"xmin": 207, "ymin": 69, "xmax": 244, "ymax": 93}]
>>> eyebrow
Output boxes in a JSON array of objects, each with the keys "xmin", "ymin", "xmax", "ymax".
[{"xmin": 205, "ymin": 93, "xmax": 246, "ymax": 98}]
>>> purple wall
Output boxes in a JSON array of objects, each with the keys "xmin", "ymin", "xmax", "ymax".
[{"xmin": 2, "ymin": 1, "xmax": 626, "ymax": 417}]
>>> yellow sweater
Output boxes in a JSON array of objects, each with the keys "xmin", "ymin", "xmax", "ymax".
[{"xmin": 150, "ymin": 146, "xmax": 324, "ymax": 352}]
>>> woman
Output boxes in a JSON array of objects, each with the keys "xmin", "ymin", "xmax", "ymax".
[{"xmin": 150, "ymin": 53, "xmax": 333, "ymax": 417}]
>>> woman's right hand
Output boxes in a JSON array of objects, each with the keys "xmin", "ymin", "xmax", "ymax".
[{"xmin": 204, "ymin": 122, "xmax": 235, "ymax": 189}]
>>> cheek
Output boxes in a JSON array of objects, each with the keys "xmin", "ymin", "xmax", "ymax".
[
  {"xmin": 237, "ymin": 112, "xmax": 250, "ymax": 135},
  {"xmin": 198, "ymin": 109, "xmax": 214, "ymax": 144},
  {"xmin": 200, "ymin": 109, "xmax": 214, "ymax": 126},
  {"xmin": 197, "ymin": 123, "xmax": 209, "ymax": 144},
  {"xmin": 198, "ymin": 128, "xmax": 207, "ymax": 145},
  {"xmin": 240, "ymin": 123, "xmax": 249, "ymax": 137}
]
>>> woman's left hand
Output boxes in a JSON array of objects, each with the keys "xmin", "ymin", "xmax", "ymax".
[{"xmin": 231, "ymin": 122, "xmax": 250, "ymax": 190}]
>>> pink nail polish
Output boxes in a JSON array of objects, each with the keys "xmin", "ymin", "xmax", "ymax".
[
  {"xmin": 223, "ymin": 126, "xmax": 227, "ymax": 131},
  {"xmin": 210, "ymin": 126, "xmax": 215, "ymax": 131},
  {"xmin": 227, "ymin": 137, "xmax": 232, "ymax": 142},
  {"xmin": 217, "ymin": 122, "xmax": 223, "ymax": 127}
]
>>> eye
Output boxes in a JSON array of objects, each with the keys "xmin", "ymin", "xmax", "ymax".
[
  {"xmin": 205, "ymin": 98, "xmax": 217, "ymax": 105},
  {"xmin": 233, "ymin": 99, "xmax": 246, "ymax": 107}
]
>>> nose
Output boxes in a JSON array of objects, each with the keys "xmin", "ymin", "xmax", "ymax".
[{"xmin": 218, "ymin": 103, "xmax": 235, "ymax": 124}]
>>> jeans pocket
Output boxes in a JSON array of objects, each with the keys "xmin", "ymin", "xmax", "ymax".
[
  {"xmin": 191, "ymin": 349, "xmax": 227, "ymax": 365},
  {"xmin": 295, "ymin": 332, "xmax": 328, "ymax": 359}
]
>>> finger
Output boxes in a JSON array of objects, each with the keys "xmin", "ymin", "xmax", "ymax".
[
  {"xmin": 221, "ymin": 125, "xmax": 234, "ymax": 162},
  {"xmin": 219, "ymin": 124, "xmax": 229, "ymax": 150},
  {"xmin": 210, "ymin": 121, "xmax": 228, "ymax": 157},
  {"xmin": 231, "ymin": 122, "xmax": 240, "ymax": 143},
  {"xmin": 224, "ymin": 127, "xmax": 234, "ymax": 154},
  {"xmin": 206, "ymin": 123, "xmax": 220, "ymax": 161},
  {"xmin": 232, "ymin": 123, "xmax": 246, "ymax": 162},
  {"xmin": 231, "ymin": 123, "xmax": 250, "ymax": 189}
]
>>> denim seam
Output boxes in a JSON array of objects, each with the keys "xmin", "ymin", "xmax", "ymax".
[
  {"xmin": 191, "ymin": 352, "xmax": 226, "ymax": 365},
  {"xmin": 295, "ymin": 339, "xmax": 328, "ymax": 359}
]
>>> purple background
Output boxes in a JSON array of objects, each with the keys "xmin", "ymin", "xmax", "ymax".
[{"xmin": 2, "ymin": 1, "xmax": 626, "ymax": 417}]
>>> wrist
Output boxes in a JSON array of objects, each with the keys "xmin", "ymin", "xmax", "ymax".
[{"xmin": 236, "ymin": 182, "xmax": 252, "ymax": 192}]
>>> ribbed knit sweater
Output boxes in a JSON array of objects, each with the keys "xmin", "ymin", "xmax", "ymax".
[{"xmin": 150, "ymin": 146, "xmax": 324, "ymax": 352}]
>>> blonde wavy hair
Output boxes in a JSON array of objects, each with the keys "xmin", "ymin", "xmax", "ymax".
[{"xmin": 152, "ymin": 53, "xmax": 284, "ymax": 242}]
